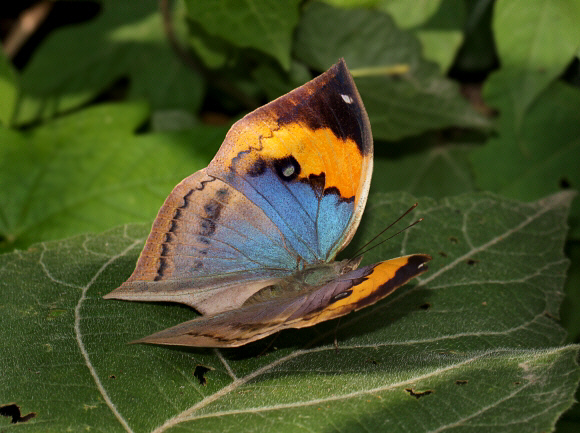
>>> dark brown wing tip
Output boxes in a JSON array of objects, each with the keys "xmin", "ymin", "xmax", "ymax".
[
  {"xmin": 271, "ymin": 57, "xmax": 371, "ymax": 156},
  {"xmin": 333, "ymin": 57, "xmax": 349, "ymax": 77},
  {"xmin": 409, "ymin": 254, "xmax": 432, "ymax": 272}
]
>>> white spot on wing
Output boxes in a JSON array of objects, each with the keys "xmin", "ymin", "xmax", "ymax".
[{"xmin": 341, "ymin": 94, "xmax": 353, "ymax": 104}]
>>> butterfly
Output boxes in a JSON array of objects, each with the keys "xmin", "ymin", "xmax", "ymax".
[{"xmin": 104, "ymin": 59, "xmax": 431, "ymax": 348}]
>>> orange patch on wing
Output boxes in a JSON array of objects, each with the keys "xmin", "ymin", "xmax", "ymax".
[
  {"xmin": 332, "ymin": 257, "xmax": 413, "ymax": 310},
  {"xmin": 221, "ymin": 120, "xmax": 364, "ymax": 199},
  {"xmin": 261, "ymin": 124, "xmax": 363, "ymax": 198},
  {"xmin": 306, "ymin": 255, "xmax": 426, "ymax": 324}
]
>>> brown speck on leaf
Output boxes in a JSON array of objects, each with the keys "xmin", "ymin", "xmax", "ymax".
[
  {"xmin": 405, "ymin": 388, "xmax": 434, "ymax": 399},
  {"xmin": 0, "ymin": 403, "xmax": 37, "ymax": 424},
  {"xmin": 194, "ymin": 364, "xmax": 214, "ymax": 386}
]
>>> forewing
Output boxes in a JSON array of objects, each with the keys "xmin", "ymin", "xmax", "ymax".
[
  {"xmin": 105, "ymin": 59, "xmax": 372, "ymax": 315},
  {"xmin": 208, "ymin": 58, "xmax": 373, "ymax": 263},
  {"xmin": 133, "ymin": 254, "xmax": 432, "ymax": 348}
]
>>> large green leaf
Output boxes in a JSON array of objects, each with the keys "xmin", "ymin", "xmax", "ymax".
[
  {"xmin": 0, "ymin": 51, "xmax": 17, "ymax": 126},
  {"xmin": 294, "ymin": 2, "xmax": 490, "ymax": 141},
  {"xmin": 0, "ymin": 103, "xmax": 226, "ymax": 253},
  {"xmin": 323, "ymin": 0, "xmax": 464, "ymax": 71},
  {"xmin": 378, "ymin": 0, "xmax": 465, "ymax": 71},
  {"xmin": 184, "ymin": 0, "xmax": 301, "ymax": 70},
  {"xmin": 1, "ymin": 192, "xmax": 578, "ymax": 431},
  {"xmin": 490, "ymin": 0, "xmax": 580, "ymax": 130},
  {"xmin": 372, "ymin": 133, "xmax": 480, "ymax": 197},
  {"xmin": 15, "ymin": 0, "xmax": 204, "ymax": 126},
  {"xmin": 470, "ymin": 81, "xmax": 580, "ymax": 238}
]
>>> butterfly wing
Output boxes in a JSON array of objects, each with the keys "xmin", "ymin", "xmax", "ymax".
[
  {"xmin": 208, "ymin": 58, "xmax": 373, "ymax": 263},
  {"xmin": 105, "ymin": 59, "xmax": 373, "ymax": 315},
  {"xmin": 105, "ymin": 170, "xmax": 298, "ymax": 315},
  {"xmin": 132, "ymin": 254, "xmax": 432, "ymax": 348}
]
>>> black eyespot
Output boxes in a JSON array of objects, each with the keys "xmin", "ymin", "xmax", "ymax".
[{"xmin": 274, "ymin": 156, "xmax": 300, "ymax": 181}]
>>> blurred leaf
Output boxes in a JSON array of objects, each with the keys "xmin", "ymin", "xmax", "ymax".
[
  {"xmin": 471, "ymin": 81, "xmax": 580, "ymax": 238},
  {"xmin": 184, "ymin": 0, "xmax": 301, "ymax": 70},
  {"xmin": 150, "ymin": 109, "xmax": 199, "ymax": 132},
  {"xmin": 15, "ymin": 0, "xmax": 204, "ymax": 125},
  {"xmin": 323, "ymin": 0, "xmax": 464, "ymax": 73},
  {"xmin": 251, "ymin": 60, "xmax": 312, "ymax": 100},
  {"xmin": 378, "ymin": 0, "xmax": 442, "ymax": 28},
  {"xmin": 186, "ymin": 19, "xmax": 232, "ymax": 69},
  {"xmin": 490, "ymin": 0, "xmax": 580, "ymax": 129},
  {"xmin": 0, "ymin": 103, "xmax": 226, "ymax": 253},
  {"xmin": 321, "ymin": 0, "xmax": 380, "ymax": 7},
  {"xmin": 295, "ymin": 2, "xmax": 490, "ymax": 141},
  {"xmin": 409, "ymin": 0, "xmax": 466, "ymax": 71},
  {"xmin": 0, "ymin": 51, "xmax": 18, "ymax": 126},
  {"xmin": 1, "ymin": 192, "xmax": 578, "ymax": 431},
  {"xmin": 372, "ymin": 135, "xmax": 478, "ymax": 197},
  {"xmin": 452, "ymin": 0, "xmax": 497, "ymax": 73}
]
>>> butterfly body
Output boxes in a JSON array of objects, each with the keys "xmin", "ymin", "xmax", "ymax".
[{"xmin": 105, "ymin": 59, "xmax": 431, "ymax": 347}]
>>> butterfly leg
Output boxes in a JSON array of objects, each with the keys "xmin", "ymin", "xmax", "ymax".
[{"xmin": 333, "ymin": 317, "xmax": 342, "ymax": 353}]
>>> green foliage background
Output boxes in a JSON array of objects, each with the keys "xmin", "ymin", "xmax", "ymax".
[{"xmin": 1, "ymin": 0, "xmax": 579, "ymax": 431}]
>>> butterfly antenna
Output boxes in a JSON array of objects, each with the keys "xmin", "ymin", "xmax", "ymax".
[
  {"xmin": 354, "ymin": 218, "xmax": 424, "ymax": 259},
  {"xmin": 351, "ymin": 202, "xmax": 419, "ymax": 258}
]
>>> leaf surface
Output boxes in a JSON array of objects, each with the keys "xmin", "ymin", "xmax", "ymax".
[
  {"xmin": 372, "ymin": 133, "xmax": 479, "ymax": 197},
  {"xmin": 1, "ymin": 192, "xmax": 578, "ymax": 432},
  {"xmin": 184, "ymin": 0, "xmax": 301, "ymax": 70},
  {"xmin": 0, "ymin": 103, "xmax": 226, "ymax": 252},
  {"xmin": 470, "ymin": 81, "xmax": 580, "ymax": 238},
  {"xmin": 294, "ymin": 2, "xmax": 490, "ymax": 141},
  {"xmin": 15, "ymin": 0, "xmax": 204, "ymax": 125},
  {"xmin": 0, "ymin": 51, "xmax": 17, "ymax": 126},
  {"xmin": 490, "ymin": 0, "xmax": 580, "ymax": 128}
]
